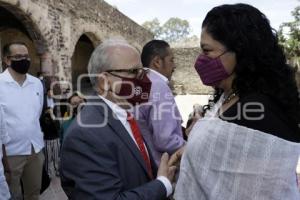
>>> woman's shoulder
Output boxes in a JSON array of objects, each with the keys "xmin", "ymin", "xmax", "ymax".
[
  {"xmin": 239, "ymin": 93, "xmax": 272, "ymax": 105},
  {"xmin": 222, "ymin": 92, "xmax": 300, "ymax": 142},
  {"xmin": 238, "ymin": 93, "xmax": 285, "ymax": 117}
]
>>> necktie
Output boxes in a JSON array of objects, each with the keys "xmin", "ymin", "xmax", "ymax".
[{"xmin": 126, "ymin": 112, "xmax": 153, "ymax": 179}]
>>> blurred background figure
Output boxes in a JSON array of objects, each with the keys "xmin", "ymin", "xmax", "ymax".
[
  {"xmin": 40, "ymin": 89, "xmax": 60, "ymax": 180},
  {"xmin": 40, "ymin": 109, "xmax": 60, "ymax": 182},
  {"xmin": 60, "ymin": 91, "xmax": 86, "ymax": 144}
]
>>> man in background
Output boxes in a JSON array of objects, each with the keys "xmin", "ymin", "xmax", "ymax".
[
  {"xmin": 135, "ymin": 40, "xmax": 186, "ymax": 166},
  {"xmin": 0, "ymin": 42, "xmax": 44, "ymax": 200}
]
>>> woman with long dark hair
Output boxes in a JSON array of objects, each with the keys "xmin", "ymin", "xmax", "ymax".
[{"xmin": 174, "ymin": 4, "xmax": 300, "ymax": 199}]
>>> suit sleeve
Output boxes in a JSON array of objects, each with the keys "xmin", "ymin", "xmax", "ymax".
[
  {"xmin": 61, "ymin": 129, "xmax": 167, "ymax": 200},
  {"xmin": 149, "ymin": 83, "xmax": 186, "ymax": 154}
]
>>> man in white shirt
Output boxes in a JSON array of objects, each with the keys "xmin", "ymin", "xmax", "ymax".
[
  {"xmin": 0, "ymin": 105, "xmax": 10, "ymax": 199},
  {"xmin": 60, "ymin": 38, "xmax": 176, "ymax": 199},
  {"xmin": 0, "ymin": 42, "xmax": 44, "ymax": 200}
]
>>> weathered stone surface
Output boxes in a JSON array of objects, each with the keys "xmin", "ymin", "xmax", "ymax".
[
  {"xmin": 0, "ymin": 0, "xmax": 153, "ymax": 84},
  {"xmin": 172, "ymin": 47, "xmax": 213, "ymax": 95}
]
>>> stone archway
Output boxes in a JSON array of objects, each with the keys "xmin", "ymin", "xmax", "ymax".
[
  {"xmin": 0, "ymin": 1, "xmax": 50, "ymax": 75},
  {"xmin": 71, "ymin": 34, "xmax": 95, "ymax": 95}
]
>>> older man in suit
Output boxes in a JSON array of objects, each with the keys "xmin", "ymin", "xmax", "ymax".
[{"xmin": 60, "ymin": 38, "xmax": 177, "ymax": 200}]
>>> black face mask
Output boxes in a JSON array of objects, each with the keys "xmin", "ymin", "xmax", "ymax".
[{"xmin": 10, "ymin": 59, "xmax": 30, "ymax": 74}]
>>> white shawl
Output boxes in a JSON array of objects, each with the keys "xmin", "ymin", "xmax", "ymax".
[{"xmin": 174, "ymin": 97, "xmax": 300, "ymax": 200}]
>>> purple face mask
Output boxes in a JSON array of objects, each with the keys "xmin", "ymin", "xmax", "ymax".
[{"xmin": 194, "ymin": 52, "xmax": 230, "ymax": 86}]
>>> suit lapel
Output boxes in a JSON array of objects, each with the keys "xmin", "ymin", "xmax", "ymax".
[
  {"xmin": 144, "ymin": 139, "xmax": 158, "ymax": 176},
  {"xmin": 92, "ymin": 96, "xmax": 152, "ymax": 179},
  {"xmin": 108, "ymin": 118, "xmax": 152, "ymax": 178}
]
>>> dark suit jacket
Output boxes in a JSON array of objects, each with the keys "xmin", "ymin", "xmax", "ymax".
[{"xmin": 60, "ymin": 97, "xmax": 167, "ymax": 200}]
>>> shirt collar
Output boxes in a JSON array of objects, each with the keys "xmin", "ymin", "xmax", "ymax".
[
  {"xmin": 148, "ymin": 68, "xmax": 169, "ymax": 83},
  {"xmin": 1, "ymin": 69, "xmax": 14, "ymax": 83},
  {"xmin": 2, "ymin": 69, "xmax": 34, "ymax": 85},
  {"xmin": 98, "ymin": 95, "xmax": 128, "ymax": 125}
]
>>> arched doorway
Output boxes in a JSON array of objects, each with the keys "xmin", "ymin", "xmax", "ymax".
[
  {"xmin": 71, "ymin": 34, "xmax": 95, "ymax": 95},
  {"xmin": 0, "ymin": 3, "xmax": 48, "ymax": 75}
]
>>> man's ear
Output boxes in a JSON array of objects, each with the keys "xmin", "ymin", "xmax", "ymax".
[
  {"xmin": 97, "ymin": 72, "xmax": 110, "ymax": 92},
  {"xmin": 3, "ymin": 56, "xmax": 10, "ymax": 66},
  {"xmin": 150, "ymin": 55, "xmax": 162, "ymax": 70}
]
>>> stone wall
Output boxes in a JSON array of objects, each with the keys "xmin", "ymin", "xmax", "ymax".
[
  {"xmin": 172, "ymin": 47, "xmax": 213, "ymax": 95},
  {"xmin": 0, "ymin": 0, "xmax": 153, "ymax": 86}
]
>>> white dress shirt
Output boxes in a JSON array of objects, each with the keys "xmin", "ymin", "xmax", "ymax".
[
  {"xmin": 0, "ymin": 69, "xmax": 44, "ymax": 156},
  {"xmin": 98, "ymin": 95, "xmax": 173, "ymax": 197},
  {"xmin": 0, "ymin": 105, "xmax": 10, "ymax": 199}
]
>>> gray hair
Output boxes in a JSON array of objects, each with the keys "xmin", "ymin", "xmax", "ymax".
[{"xmin": 88, "ymin": 38, "xmax": 136, "ymax": 90}]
